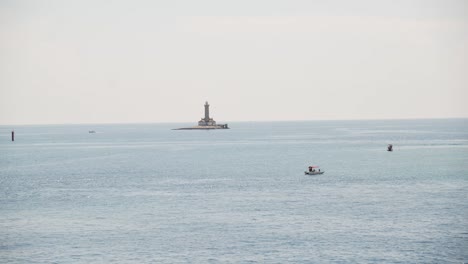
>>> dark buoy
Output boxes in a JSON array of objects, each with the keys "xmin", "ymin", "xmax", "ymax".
[
  {"xmin": 387, "ymin": 144, "xmax": 393, "ymax": 151},
  {"xmin": 11, "ymin": 130, "xmax": 14, "ymax": 142}
]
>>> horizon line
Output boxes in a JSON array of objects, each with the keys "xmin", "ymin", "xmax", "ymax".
[{"xmin": 0, "ymin": 116, "xmax": 467, "ymax": 127}]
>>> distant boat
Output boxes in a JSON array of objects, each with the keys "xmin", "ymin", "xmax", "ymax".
[
  {"xmin": 88, "ymin": 130, "xmax": 96, "ymax": 133},
  {"xmin": 305, "ymin": 165, "xmax": 324, "ymax": 175}
]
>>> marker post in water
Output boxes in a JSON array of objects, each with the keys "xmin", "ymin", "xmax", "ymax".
[{"xmin": 11, "ymin": 130, "xmax": 14, "ymax": 142}]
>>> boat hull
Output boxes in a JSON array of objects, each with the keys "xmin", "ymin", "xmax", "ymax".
[{"xmin": 304, "ymin": 171, "xmax": 324, "ymax": 175}]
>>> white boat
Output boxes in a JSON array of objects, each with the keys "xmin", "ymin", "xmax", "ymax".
[{"xmin": 305, "ymin": 165, "xmax": 324, "ymax": 175}]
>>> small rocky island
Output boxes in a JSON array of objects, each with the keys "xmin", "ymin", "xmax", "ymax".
[{"xmin": 174, "ymin": 102, "xmax": 229, "ymax": 130}]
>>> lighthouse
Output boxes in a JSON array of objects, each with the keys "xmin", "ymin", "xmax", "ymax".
[
  {"xmin": 175, "ymin": 101, "xmax": 229, "ymax": 129},
  {"xmin": 198, "ymin": 101, "xmax": 216, "ymax": 126},
  {"xmin": 204, "ymin": 101, "xmax": 210, "ymax": 121}
]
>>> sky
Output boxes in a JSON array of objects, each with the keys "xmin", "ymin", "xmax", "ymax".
[{"xmin": 0, "ymin": 0, "xmax": 467, "ymax": 125}]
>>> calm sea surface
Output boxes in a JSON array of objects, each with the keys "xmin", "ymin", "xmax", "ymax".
[{"xmin": 1, "ymin": 119, "xmax": 467, "ymax": 263}]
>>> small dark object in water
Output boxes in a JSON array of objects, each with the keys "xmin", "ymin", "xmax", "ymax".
[
  {"xmin": 387, "ymin": 144, "xmax": 393, "ymax": 151},
  {"xmin": 11, "ymin": 130, "xmax": 14, "ymax": 141}
]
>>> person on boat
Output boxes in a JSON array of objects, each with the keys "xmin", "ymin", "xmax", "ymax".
[{"xmin": 308, "ymin": 166, "xmax": 312, "ymax": 172}]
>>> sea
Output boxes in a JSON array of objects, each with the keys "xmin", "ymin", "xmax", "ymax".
[{"xmin": 0, "ymin": 119, "xmax": 467, "ymax": 263}]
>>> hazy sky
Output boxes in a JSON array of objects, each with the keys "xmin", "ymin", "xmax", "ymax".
[{"xmin": 1, "ymin": 0, "xmax": 467, "ymax": 125}]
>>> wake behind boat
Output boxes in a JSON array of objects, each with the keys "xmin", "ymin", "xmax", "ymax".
[{"xmin": 305, "ymin": 165, "xmax": 324, "ymax": 175}]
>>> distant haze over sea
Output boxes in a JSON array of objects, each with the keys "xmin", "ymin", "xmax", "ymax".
[{"xmin": 1, "ymin": 0, "xmax": 467, "ymax": 125}]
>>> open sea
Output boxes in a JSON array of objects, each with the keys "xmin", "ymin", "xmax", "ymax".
[{"xmin": 0, "ymin": 119, "xmax": 467, "ymax": 263}]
